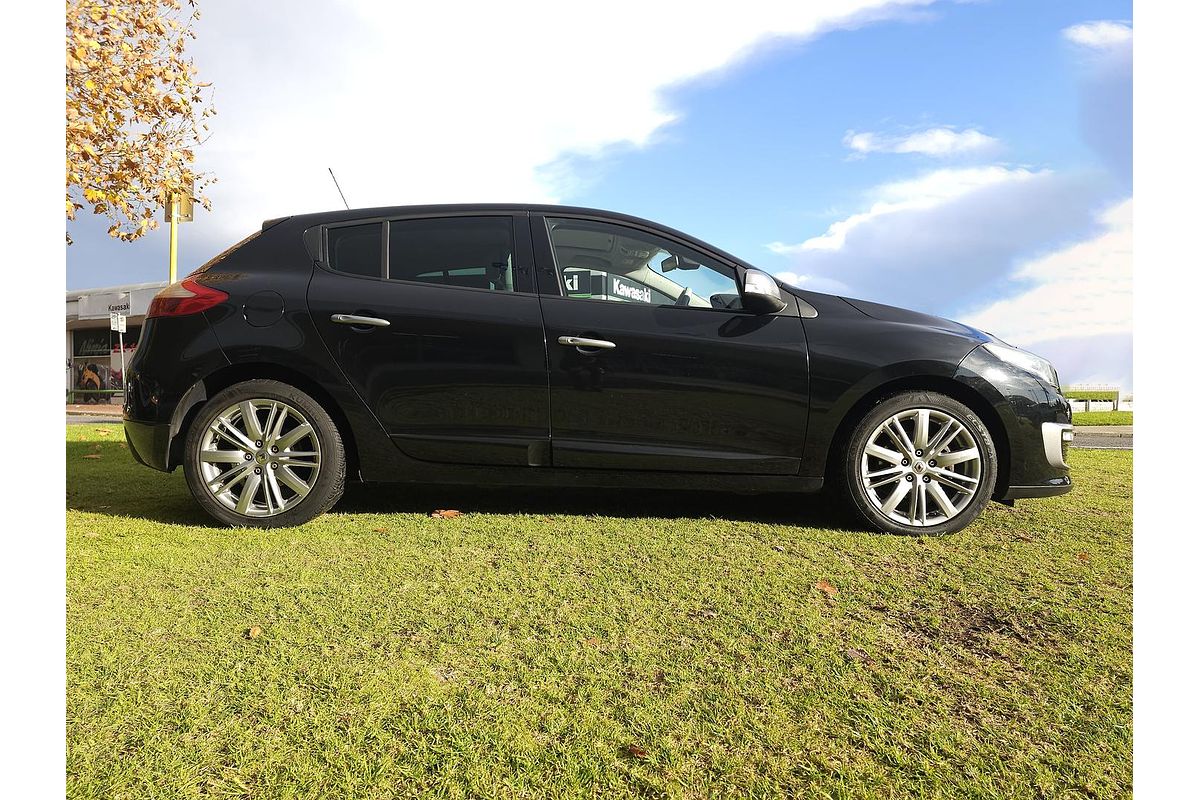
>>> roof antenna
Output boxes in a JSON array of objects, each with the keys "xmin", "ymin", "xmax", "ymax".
[{"xmin": 327, "ymin": 167, "xmax": 350, "ymax": 210}]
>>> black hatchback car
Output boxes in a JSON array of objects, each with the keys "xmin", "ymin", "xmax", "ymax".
[{"xmin": 124, "ymin": 204, "xmax": 1072, "ymax": 534}]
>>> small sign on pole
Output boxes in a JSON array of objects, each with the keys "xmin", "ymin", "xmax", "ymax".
[
  {"xmin": 110, "ymin": 306, "xmax": 128, "ymax": 403},
  {"xmin": 162, "ymin": 180, "xmax": 195, "ymax": 283},
  {"xmin": 163, "ymin": 193, "xmax": 194, "ymax": 223}
]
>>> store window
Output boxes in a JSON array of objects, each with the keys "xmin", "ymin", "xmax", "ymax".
[{"xmin": 70, "ymin": 326, "xmax": 141, "ymax": 401}]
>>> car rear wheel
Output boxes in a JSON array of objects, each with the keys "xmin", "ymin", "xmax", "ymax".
[
  {"xmin": 183, "ymin": 379, "xmax": 345, "ymax": 528},
  {"xmin": 843, "ymin": 391, "xmax": 998, "ymax": 535}
]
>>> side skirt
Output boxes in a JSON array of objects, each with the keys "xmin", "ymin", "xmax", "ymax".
[{"xmin": 357, "ymin": 465, "xmax": 824, "ymax": 494}]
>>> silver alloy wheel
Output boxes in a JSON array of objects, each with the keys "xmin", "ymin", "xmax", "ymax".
[
  {"xmin": 197, "ymin": 399, "xmax": 322, "ymax": 518},
  {"xmin": 860, "ymin": 407, "xmax": 982, "ymax": 527}
]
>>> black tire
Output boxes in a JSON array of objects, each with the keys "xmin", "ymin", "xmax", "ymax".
[
  {"xmin": 183, "ymin": 379, "xmax": 345, "ymax": 528},
  {"xmin": 841, "ymin": 391, "xmax": 998, "ymax": 536}
]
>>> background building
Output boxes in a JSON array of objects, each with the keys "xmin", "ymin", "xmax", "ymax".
[{"xmin": 65, "ymin": 281, "xmax": 166, "ymax": 403}]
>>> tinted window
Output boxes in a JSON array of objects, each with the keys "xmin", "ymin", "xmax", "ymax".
[
  {"xmin": 546, "ymin": 217, "xmax": 740, "ymax": 310},
  {"xmin": 189, "ymin": 229, "xmax": 262, "ymax": 277},
  {"xmin": 389, "ymin": 217, "xmax": 515, "ymax": 292},
  {"xmin": 327, "ymin": 223, "xmax": 382, "ymax": 278}
]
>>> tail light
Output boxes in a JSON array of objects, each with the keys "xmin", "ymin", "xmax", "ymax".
[{"xmin": 146, "ymin": 279, "xmax": 229, "ymax": 319}]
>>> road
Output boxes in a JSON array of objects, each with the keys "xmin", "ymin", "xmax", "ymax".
[
  {"xmin": 67, "ymin": 414, "xmax": 121, "ymax": 425},
  {"xmin": 1073, "ymin": 426, "xmax": 1133, "ymax": 450}
]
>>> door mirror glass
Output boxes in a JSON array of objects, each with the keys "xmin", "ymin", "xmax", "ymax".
[{"xmin": 741, "ymin": 269, "xmax": 787, "ymax": 314}]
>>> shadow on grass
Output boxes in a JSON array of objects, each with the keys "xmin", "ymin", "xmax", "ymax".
[
  {"xmin": 67, "ymin": 439, "xmax": 864, "ymax": 531},
  {"xmin": 337, "ymin": 482, "xmax": 862, "ymax": 529},
  {"xmin": 66, "ymin": 439, "xmax": 214, "ymax": 527}
]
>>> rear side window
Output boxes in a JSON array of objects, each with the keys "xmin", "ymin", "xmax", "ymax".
[
  {"xmin": 389, "ymin": 217, "xmax": 515, "ymax": 292},
  {"xmin": 327, "ymin": 223, "xmax": 383, "ymax": 278}
]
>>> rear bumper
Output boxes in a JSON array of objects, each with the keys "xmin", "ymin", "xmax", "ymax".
[{"xmin": 124, "ymin": 419, "xmax": 173, "ymax": 472}]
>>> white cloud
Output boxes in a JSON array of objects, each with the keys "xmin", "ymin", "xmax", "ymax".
[
  {"xmin": 768, "ymin": 166, "xmax": 1039, "ymax": 254},
  {"xmin": 762, "ymin": 165, "xmax": 1105, "ymax": 314},
  {"xmin": 1065, "ymin": 20, "xmax": 1132, "ymax": 186},
  {"xmin": 1021, "ymin": 333, "xmax": 1132, "ymax": 392},
  {"xmin": 1063, "ymin": 20, "xmax": 1132, "ymax": 49},
  {"xmin": 960, "ymin": 198, "xmax": 1131, "ymax": 344},
  {"xmin": 843, "ymin": 126, "xmax": 998, "ymax": 157},
  {"xmin": 184, "ymin": 0, "xmax": 938, "ymax": 249},
  {"xmin": 769, "ymin": 270, "xmax": 850, "ymax": 294},
  {"xmin": 766, "ymin": 179, "xmax": 1129, "ymax": 388}
]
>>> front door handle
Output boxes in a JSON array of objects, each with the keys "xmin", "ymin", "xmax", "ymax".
[
  {"xmin": 331, "ymin": 313, "xmax": 390, "ymax": 328},
  {"xmin": 557, "ymin": 335, "xmax": 616, "ymax": 350}
]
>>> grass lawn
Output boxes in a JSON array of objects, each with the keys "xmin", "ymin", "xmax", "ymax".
[
  {"xmin": 1062, "ymin": 391, "xmax": 1119, "ymax": 403},
  {"xmin": 67, "ymin": 424, "xmax": 1132, "ymax": 799},
  {"xmin": 1073, "ymin": 411, "xmax": 1133, "ymax": 426}
]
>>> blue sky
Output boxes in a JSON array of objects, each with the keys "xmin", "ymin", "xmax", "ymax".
[{"xmin": 66, "ymin": 0, "xmax": 1133, "ymax": 387}]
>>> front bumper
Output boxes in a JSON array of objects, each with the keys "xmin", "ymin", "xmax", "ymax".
[
  {"xmin": 956, "ymin": 347, "xmax": 1074, "ymax": 503},
  {"xmin": 1001, "ymin": 476, "xmax": 1072, "ymax": 501},
  {"xmin": 1040, "ymin": 422, "xmax": 1073, "ymax": 470},
  {"xmin": 124, "ymin": 419, "xmax": 173, "ymax": 472},
  {"xmin": 1000, "ymin": 422, "xmax": 1073, "ymax": 500}
]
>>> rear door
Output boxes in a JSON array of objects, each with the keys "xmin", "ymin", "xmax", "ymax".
[
  {"xmin": 306, "ymin": 211, "xmax": 551, "ymax": 467},
  {"xmin": 532, "ymin": 213, "xmax": 810, "ymax": 474}
]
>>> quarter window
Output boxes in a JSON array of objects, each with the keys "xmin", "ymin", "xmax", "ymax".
[
  {"xmin": 389, "ymin": 217, "xmax": 515, "ymax": 292},
  {"xmin": 326, "ymin": 223, "xmax": 383, "ymax": 278},
  {"xmin": 545, "ymin": 217, "xmax": 741, "ymax": 310}
]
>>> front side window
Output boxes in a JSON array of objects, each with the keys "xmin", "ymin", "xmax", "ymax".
[
  {"xmin": 389, "ymin": 217, "xmax": 515, "ymax": 292},
  {"xmin": 326, "ymin": 223, "xmax": 383, "ymax": 278},
  {"xmin": 546, "ymin": 217, "xmax": 741, "ymax": 309}
]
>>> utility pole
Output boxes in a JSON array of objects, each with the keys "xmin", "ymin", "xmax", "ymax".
[
  {"xmin": 169, "ymin": 198, "xmax": 179, "ymax": 283},
  {"xmin": 164, "ymin": 183, "xmax": 194, "ymax": 283}
]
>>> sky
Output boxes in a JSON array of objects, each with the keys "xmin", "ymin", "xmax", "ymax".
[{"xmin": 65, "ymin": 0, "xmax": 1133, "ymax": 389}]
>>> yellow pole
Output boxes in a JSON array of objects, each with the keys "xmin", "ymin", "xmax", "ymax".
[{"xmin": 168, "ymin": 195, "xmax": 179, "ymax": 283}]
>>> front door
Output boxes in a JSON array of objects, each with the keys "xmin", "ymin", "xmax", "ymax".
[
  {"xmin": 307, "ymin": 212, "xmax": 550, "ymax": 467},
  {"xmin": 533, "ymin": 214, "xmax": 809, "ymax": 474}
]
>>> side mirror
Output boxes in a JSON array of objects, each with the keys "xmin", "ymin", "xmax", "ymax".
[{"xmin": 740, "ymin": 269, "xmax": 787, "ymax": 314}]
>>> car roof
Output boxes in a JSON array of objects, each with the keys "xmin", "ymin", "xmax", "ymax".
[
  {"xmin": 286, "ymin": 202, "xmax": 657, "ymax": 226},
  {"xmin": 277, "ymin": 204, "xmax": 756, "ymax": 270}
]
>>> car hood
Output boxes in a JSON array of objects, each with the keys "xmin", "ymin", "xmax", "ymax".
[{"xmin": 840, "ymin": 296, "xmax": 994, "ymax": 344}]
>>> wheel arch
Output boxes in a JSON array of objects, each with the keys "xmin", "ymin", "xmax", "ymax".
[
  {"xmin": 167, "ymin": 362, "xmax": 361, "ymax": 479},
  {"xmin": 824, "ymin": 374, "xmax": 1011, "ymax": 498}
]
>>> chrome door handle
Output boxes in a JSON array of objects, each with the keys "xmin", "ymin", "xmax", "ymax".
[
  {"xmin": 557, "ymin": 335, "xmax": 615, "ymax": 350},
  {"xmin": 331, "ymin": 314, "xmax": 390, "ymax": 328}
]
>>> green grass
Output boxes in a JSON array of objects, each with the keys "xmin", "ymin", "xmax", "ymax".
[
  {"xmin": 1062, "ymin": 390, "xmax": 1120, "ymax": 403},
  {"xmin": 1073, "ymin": 411, "xmax": 1133, "ymax": 426},
  {"xmin": 67, "ymin": 424, "xmax": 1132, "ymax": 799}
]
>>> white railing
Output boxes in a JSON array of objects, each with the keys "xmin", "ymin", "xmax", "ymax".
[{"xmin": 1062, "ymin": 384, "xmax": 1126, "ymax": 412}]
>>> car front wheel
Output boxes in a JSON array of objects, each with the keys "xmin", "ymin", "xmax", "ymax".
[
  {"xmin": 843, "ymin": 391, "xmax": 998, "ymax": 535},
  {"xmin": 182, "ymin": 379, "xmax": 345, "ymax": 528}
]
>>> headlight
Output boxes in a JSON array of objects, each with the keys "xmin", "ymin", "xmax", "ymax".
[{"xmin": 983, "ymin": 342, "xmax": 1059, "ymax": 387}]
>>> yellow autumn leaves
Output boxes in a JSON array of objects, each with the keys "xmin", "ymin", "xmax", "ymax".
[{"xmin": 65, "ymin": 0, "xmax": 214, "ymax": 243}]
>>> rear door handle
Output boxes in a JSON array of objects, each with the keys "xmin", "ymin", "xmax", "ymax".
[
  {"xmin": 331, "ymin": 314, "xmax": 390, "ymax": 328},
  {"xmin": 557, "ymin": 335, "xmax": 615, "ymax": 350}
]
